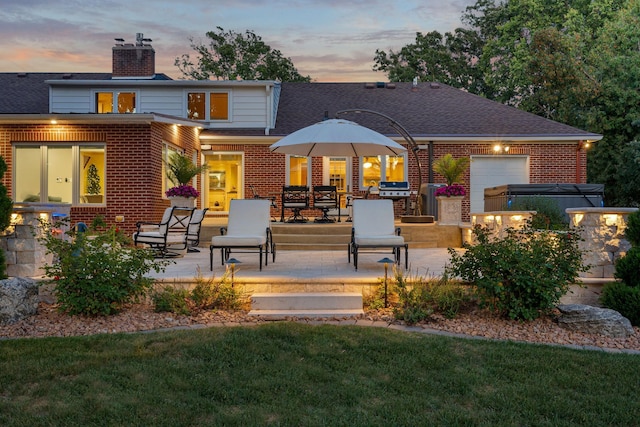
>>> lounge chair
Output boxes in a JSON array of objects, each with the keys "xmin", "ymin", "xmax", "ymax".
[
  {"xmin": 348, "ymin": 199, "xmax": 408, "ymax": 270},
  {"xmin": 210, "ymin": 199, "xmax": 275, "ymax": 271},
  {"xmin": 133, "ymin": 206, "xmax": 194, "ymax": 257},
  {"xmin": 186, "ymin": 208, "xmax": 209, "ymax": 252}
]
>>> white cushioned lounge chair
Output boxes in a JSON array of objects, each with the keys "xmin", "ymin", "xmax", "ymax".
[
  {"xmin": 210, "ymin": 199, "xmax": 275, "ymax": 271},
  {"xmin": 348, "ymin": 199, "xmax": 408, "ymax": 270}
]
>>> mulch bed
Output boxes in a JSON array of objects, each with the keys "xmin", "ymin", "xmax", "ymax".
[{"xmin": 1, "ymin": 302, "xmax": 639, "ymax": 352}]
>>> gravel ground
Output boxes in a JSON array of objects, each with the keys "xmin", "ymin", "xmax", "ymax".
[{"xmin": 1, "ymin": 302, "xmax": 639, "ymax": 352}]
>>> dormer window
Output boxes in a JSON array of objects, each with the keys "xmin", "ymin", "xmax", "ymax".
[
  {"xmin": 187, "ymin": 91, "xmax": 230, "ymax": 121},
  {"xmin": 95, "ymin": 91, "xmax": 137, "ymax": 113}
]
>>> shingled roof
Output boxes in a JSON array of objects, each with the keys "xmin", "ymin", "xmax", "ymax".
[{"xmin": 270, "ymin": 82, "xmax": 600, "ymax": 141}]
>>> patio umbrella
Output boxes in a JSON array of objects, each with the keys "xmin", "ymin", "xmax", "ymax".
[{"xmin": 269, "ymin": 118, "xmax": 407, "ymax": 157}]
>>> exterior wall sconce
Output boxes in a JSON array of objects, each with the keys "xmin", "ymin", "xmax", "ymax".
[
  {"xmin": 577, "ymin": 141, "xmax": 591, "ymax": 150},
  {"xmin": 493, "ymin": 144, "xmax": 510, "ymax": 154}
]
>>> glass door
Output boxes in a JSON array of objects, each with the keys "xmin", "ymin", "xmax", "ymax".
[
  {"xmin": 324, "ymin": 157, "xmax": 351, "ymax": 208},
  {"xmin": 203, "ymin": 152, "xmax": 243, "ymax": 212}
]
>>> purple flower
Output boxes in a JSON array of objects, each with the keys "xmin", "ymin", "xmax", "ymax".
[
  {"xmin": 435, "ymin": 184, "xmax": 466, "ymax": 197},
  {"xmin": 166, "ymin": 185, "xmax": 199, "ymax": 198}
]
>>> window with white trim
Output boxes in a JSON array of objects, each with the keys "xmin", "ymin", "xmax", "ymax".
[
  {"xmin": 162, "ymin": 144, "xmax": 184, "ymax": 196},
  {"xmin": 361, "ymin": 154, "xmax": 406, "ymax": 188},
  {"xmin": 14, "ymin": 144, "xmax": 106, "ymax": 205},
  {"xmin": 95, "ymin": 91, "xmax": 137, "ymax": 113},
  {"xmin": 286, "ymin": 155, "xmax": 310, "ymax": 186},
  {"xmin": 187, "ymin": 91, "xmax": 230, "ymax": 121}
]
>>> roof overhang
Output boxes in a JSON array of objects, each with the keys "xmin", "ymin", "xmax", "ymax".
[
  {"xmin": 199, "ymin": 133, "xmax": 604, "ymax": 145},
  {"xmin": 45, "ymin": 79, "xmax": 280, "ymax": 89},
  {"xmin": 0, "ymin": 113, "xmax": 203, "ymax": 128},
  {"xmin": 412, "ymin": 134, "xmax": 603, "ymax": 145}
]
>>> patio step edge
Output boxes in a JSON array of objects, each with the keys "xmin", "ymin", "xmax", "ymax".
[{"xmin": 248, "ymin": 309, "xmax": 364, "ymax": 318}]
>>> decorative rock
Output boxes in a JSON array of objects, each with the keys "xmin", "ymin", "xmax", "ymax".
[
  {"xmin": 0, "ymin": 277, "xmax": 39, "ymax": 325},
  {"xmin": 557, "ymin": 304, "xmax": 634, "ymax": 338}
]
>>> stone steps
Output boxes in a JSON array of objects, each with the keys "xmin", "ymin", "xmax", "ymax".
[
  {"xmin": 249, "ymin": 292, "xmax": 364, "ymax": 318},
  {"xmin": 201, "ymin": 220, "xmax": 462, "ymax": 251}
]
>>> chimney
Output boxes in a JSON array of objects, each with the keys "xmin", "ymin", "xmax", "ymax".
[{"xmin": 112, "ymin": 33, "xmax": 155, "ymax": 78}]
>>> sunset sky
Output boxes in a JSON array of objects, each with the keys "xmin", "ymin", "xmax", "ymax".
[{"xmin": 0, "ymin": 0, "xmax": 476, "ymax": 82}]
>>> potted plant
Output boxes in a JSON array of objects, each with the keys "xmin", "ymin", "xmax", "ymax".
[
  {"xmin": 165, "ymin": 153, "xmax": 208, "ymax": 207},
  {"xmin": 433, "ymin": 154, "xmax": 469, "ymax": 225}
]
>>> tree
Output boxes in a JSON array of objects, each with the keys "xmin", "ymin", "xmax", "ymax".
[
  {"xmin": 585, "ymin": 0, "xmax": 640, "ymax": 205},
  {"xmin": 175, "ymin": 27, "xmax": 311, "ymax": 82},
  {"xmin": 373, "ymin": 29, "xmax": 486, "ymax": 93},
  {"xmin": 86, "ymin": 164, "xmax": 101, "ymax": 195},
  {"xmin": 375, "ymin": 0, "xmax": 640, "ymax": 205}
]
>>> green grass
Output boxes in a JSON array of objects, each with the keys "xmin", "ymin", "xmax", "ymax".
[{"xmin": 1, "ymin": 323, "xmax": 639, "ymax": 426}]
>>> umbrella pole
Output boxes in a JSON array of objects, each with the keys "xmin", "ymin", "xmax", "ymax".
[{"xmin": 336, "ymin": 109, "xmax": 423, "ymax": 215}]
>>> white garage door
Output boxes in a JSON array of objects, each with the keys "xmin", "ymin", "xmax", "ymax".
[{"xmin": 470, "ymin": 156, "xmax": 529, "ymax": 213}]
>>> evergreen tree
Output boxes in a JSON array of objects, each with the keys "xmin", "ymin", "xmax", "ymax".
[{"xmin": 87, "ymin": 164, "xmax": 101, "ymax": 195}]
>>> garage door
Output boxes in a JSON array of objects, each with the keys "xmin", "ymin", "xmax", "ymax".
[{"xmin": 470, "ymin": 156, "xmax": 529, "ymax": 213}]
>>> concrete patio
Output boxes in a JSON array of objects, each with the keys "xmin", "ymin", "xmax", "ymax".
[{"xmin": 150, "ymin": 246, "xmax": 454, "ymax": 291}]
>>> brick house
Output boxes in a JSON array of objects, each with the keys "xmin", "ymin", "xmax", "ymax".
[{"xmin": 0, "ymin": 35, "xmax": 602, "ymax": 233}]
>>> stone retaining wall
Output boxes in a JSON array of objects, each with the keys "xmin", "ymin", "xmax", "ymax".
[
  {"xmin": 0, "ymin": 204, "xmax": 70, "ymax": 277},
  {"xmin": 567, "ymin": 207, "xmax": 638, "ymax": 279}
]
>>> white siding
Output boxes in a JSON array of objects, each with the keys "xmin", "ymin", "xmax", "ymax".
[
  {"xmin": 49, "ymin": 84, "xmax": 272, "ymax": 128},
  {"xmin": 50, "ymin": 87, "xmax": 93, "ymax": 113}
]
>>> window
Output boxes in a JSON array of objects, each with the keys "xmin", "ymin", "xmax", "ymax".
[
  {"xmin": 95, "ymin": 91, "xmax": 137, "ymax": 113},
  {"xmin": 361, "ymin": 154, "xmax": 406, "ymax": 188},
  {"xmin": 80, "ymin": 147, "xmax": 106, "ymax": 204},
  {"xmin": 187, "ymin": 93, "xmax": 205, "ymax": 120},
  {"xmin": 14, "ymin": 144, "xmax": 106, "ymax": 205},
  {"xmin": 187, "ymin": 91, "xmax": 230, "ymax": 121},
  {"xmin": 210, "ymin": 93, "xmax": 229, "ymax": 120},
  {"xmin": 287, "ymin": 155, "xmax": 310, "ymax": 186},
  {"xmin": 162, "ymin": 144, "xmax": 183, "ymax": 195}
]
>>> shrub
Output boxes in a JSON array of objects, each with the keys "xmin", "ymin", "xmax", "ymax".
[
  {"xmin": 190, "ymin": 270, "xmax": 243, "ymax": 310},
  {"xmin": 614, "ymin": 246, "xmax": 640, "ymax": 287},
  {"xmin": 150, "ymin": 271, "xmax": 244, "ymax": 315},
  {"xmin": 0, "ymin": 156, "xmax": 13, "ymax": 279},
  {"xmin": 430, "ymin": 275, "xmax": 473, "ymax": 319},
  {"xmin": 507, "ymin": 196, "xmax": 567, "ymax": 230},
  {"xmin": 392, "ymin": 271, "xmax": 471, "ymax": 324},
  {"xmin": 624, "ymin": 210, "xmax": 640, "ymax": 247},
  {"xmin": 447, "ymin": 224, "xmax": 588, "ymax": 321},
  {"xmin": 39, "ymin": 218, "xmax": 169, "ymax": 316},
  {"xmin": 601, "ymin": 282, "xmax": 640, "ymax": 326},
  {"xmin": 152, "ymin": 286, "xmax": 192, "ymax": 315},
  {"xmin": 393, "ymin": 277, "xmax": 433, "ymax": 325}
]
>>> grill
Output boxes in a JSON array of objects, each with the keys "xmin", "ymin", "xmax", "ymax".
[{"xmin": 378, "ymin": 181, "xmax": 410, "ymax": 199}]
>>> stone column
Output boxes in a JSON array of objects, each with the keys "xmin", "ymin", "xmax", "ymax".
[
  {"xmin": 1, "ymin": 204, "xmax": 70, "ymax": 277},
  {"xmin": 567, "ymin": 207, "xmax": 638, "ymax": 278},
  {"xmin": 470, "ymin": 211, "xmax": 535, "ymax": 241}
]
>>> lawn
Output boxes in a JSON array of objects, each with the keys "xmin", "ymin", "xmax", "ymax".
[{"xmin": 1, "ymin": 323, "xmax": 638, "ymax": 426}]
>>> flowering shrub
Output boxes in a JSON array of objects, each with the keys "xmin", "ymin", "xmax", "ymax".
[
  {"xmin": 166, "ymin": 184, "xmax": 199, "ymax": 198},
  {"xmin": 38, "ymin": 217, "xmax": 169, "ymax": 316},
  {"xmin": 435, "ymin": 184, "xmax": 466, "ymax": 197}
]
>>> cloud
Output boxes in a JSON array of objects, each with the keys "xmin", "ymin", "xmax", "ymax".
[{"xmin": 0, "ymin": 0, "xmax": 477, "ymax": 80}]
